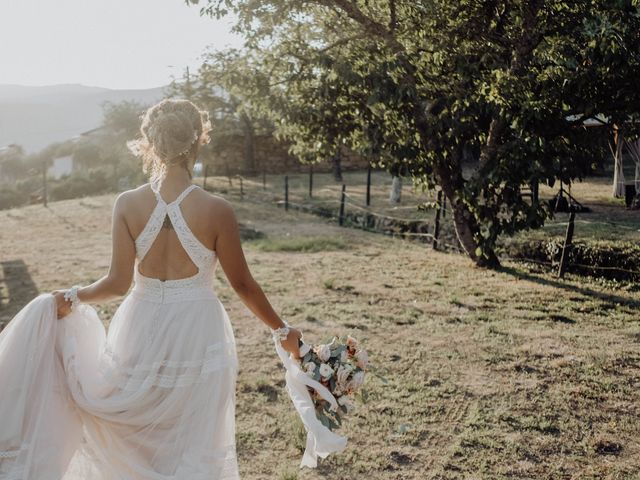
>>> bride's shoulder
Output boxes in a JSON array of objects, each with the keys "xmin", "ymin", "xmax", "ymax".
[
  {"xmin": 197, "ymin": 188, "xmax": 237, "ymax": 219},
  {"xmin": 197, "ymin": 188, "xmax": 232, "ymax": 209},
  {"xmin": 112, "ymin": 184, "xmax": 152, "ymax": 209},
  {"xmin": 122, "ymin": 183, "xmax": 153, "ymax": 199}
]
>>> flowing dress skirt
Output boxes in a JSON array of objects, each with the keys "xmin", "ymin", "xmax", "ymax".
[{"xmin": 0, "ymin": 291, "xmax": 240, "ymax": 480}]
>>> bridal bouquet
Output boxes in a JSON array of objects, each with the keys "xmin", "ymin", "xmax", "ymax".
[
  {"xmin": 298, "ymin": 335, "xmax": 368, "ymax": 431},
  {"xmin": 272, "ymin": 332, "xmax": 368, "ymax": 468}
]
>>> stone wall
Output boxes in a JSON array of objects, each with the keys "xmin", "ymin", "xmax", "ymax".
[{"xmin": 202, "ymin": 134, "xmax": 371, "ymax": 176}]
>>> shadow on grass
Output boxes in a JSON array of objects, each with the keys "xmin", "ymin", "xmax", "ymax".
[
  {"xmin": 499, "ymin": 265, "xmax": 640, "ymax": 309},
  {"xmin": 0, "ymin": 259, "xmax": 39, "ymax": 329}
]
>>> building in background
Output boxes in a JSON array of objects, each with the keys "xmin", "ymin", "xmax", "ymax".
[{"xmin": 47, "ymin": 154, "xmax": 74, "ymax": 179}]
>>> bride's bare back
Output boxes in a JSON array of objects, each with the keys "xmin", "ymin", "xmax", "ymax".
[{"xmin": 128, "ymin": 183, "xmax": 216, "ymax": 281}]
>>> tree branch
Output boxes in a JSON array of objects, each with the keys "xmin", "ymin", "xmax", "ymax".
[{"xmin": 313, "ymin": 0, "xmax": 406, "ymax": 55}]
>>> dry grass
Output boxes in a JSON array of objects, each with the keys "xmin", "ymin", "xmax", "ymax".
[{"xmin": 1, "ymin": 190, "xmax": 639, "ymax": 479}]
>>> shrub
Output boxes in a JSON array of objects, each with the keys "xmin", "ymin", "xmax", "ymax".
[
  {"xmin": 505, "ymin": 238, "xmax": 640, "ymax": 282},
  {"xmin": 49, "ymin": 169, "xmax": 112, "ymax": 201},
  {"xmin": 0, "ymin": 188, "xmax": 29, "ymax": 210}
]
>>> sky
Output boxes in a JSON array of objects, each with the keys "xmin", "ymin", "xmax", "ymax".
[{"xmin": 0, "ymin": 0, "xmax": 243, "ymax": 90}]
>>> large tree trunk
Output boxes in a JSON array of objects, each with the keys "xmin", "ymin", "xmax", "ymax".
[
  {"xmin": 434, "ymin": 160, "xmax": 500, "ymax": 268},
  {"xmin": 449, "ymin": 200, "xmax": 499, "ymax": 267}
]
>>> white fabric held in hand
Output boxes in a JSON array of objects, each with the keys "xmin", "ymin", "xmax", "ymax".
[{"xmin": 273, "ymin": 337, "xmax": 348, "ymax": 468}]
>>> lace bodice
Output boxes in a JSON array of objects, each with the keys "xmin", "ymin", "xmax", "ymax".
[{"xmin": 132, "ymin": 182, "xmax": 218, "ymax": 303}]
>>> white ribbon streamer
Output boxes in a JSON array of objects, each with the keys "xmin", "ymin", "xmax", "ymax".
[{"xmin": 273, "ymin": 338, "xmax": 348, "ymax": 468}]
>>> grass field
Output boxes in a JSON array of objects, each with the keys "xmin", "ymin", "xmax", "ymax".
[{"xmin": 1, "ymin": 188, "xmax": 639, "ymax": 479}]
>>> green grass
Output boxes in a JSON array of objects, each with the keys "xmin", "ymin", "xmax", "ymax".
[{"xmin": 246, "ymin": 236, "xmax": 349, "ymax": 253}]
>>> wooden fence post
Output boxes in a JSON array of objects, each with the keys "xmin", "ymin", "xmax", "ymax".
[
  {"xmin": 339, "ymin": 184, "xmax": 346, "ymax": 226},
  {"xmin": 226, "ymin": 163, "xmax": 232, "ymax": 187},
  {"xmin": 239, "ymin": 177, "xmax": 244, "ymax": 200},
  {"xmin": 203, "ymin": 164, "xmax": 209, "ymax": 191},
  {"xmin": 366, "ymin": 163, "xmax": 372, "ymax": 207},
  {"xmin": 558, "ymin": 211, "xmax": 576, "ymax": 278},
  {"xmin": 309, "ymin": 165, "xmax": 313, "ymax": 198},
  {"xmin": 531, "ymin": 180, "xmax": 539, "ymax": 204},
  {"xmin": 433, "ymin": 190, "xmax": 443, "ymax": 250},
  {"xmin": 284, "ymin": 175, "xmax": 289, "ymax": 211}
]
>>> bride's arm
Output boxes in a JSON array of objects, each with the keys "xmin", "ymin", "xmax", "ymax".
[
  {"xmin": 54, "ymin": 193, "xmax": 135, "ymax": 313},
  {"xmin": 214, "ymin": 198, "xmax": 301, "ymax": 358},
  {"xmin": 79, "ymin": 193, "xmax": 136, "ymax": 302}
]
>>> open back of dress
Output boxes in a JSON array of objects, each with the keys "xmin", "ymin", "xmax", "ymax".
[{"xmin": 131, "ymin": 183, "xmax": 219, "ymax": 304}]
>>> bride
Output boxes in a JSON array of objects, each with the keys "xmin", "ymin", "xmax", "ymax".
[{"xmin": 0, "ymin": 98, "xmax": 302, "ymax": 479}]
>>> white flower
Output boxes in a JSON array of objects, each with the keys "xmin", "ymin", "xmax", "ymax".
[
  {"xmin": 355, "ymin": 349, "xmax": 369, "ymax": 369},
  {"xmin": 348, "ymin": 371, "xmax": 365, "ymax": 391},
  {"xmin": 319, "ymin": 363, "xmax": 334, "ymax": 378},
  {"xmin": 336, "ymin": 365, "xmax": 351, "ymax": 388},
  {"xmin": 303, "ymin": 362, "xmax": 316, "ymax": 376},
  {"xmin": 314, "ymin": 344, "xmax": 331, "ymax": 362}
]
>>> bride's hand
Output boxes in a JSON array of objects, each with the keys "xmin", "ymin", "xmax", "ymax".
[
  {"xmin": 281, "ymin": 327, "xmax": 302, "ymax": 360},
  {"xmin": 51, "ymin": 290, "xmax": 71, "ymax": 319}
]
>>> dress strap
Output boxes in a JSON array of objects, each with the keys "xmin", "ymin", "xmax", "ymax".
[
  {"xmin": 172, "ymin": 184, "xmax": 198, "ymax": 206},
  {"xmin": 149, "ymin": 183, "xmax": 198, "ymax": 206}
]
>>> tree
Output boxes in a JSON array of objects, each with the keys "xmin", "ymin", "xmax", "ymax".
[
  {"xmin": 189, "ymin": 0, "xmax": 640, "ymax": 267},
  {"xmin": 166, "ymin": 50, "xmax": 275, "ymax": 175},
  {"xmin": 72, "ymin": 142, "xmax": 103, "ymax": 170},
  {"xmin": 99, "ymin": 100, "xmax": 148, "ymax": 175},
  {"xmin": 101, "ymin": 100, "xmax": 145, "ymax": 139},
  {"xmin": 0, "ymin": 145, "xmax": 27, "ymax": 181}
]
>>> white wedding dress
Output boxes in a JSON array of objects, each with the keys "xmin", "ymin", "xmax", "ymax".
[{"xmin": 0, "ymin": 184, "xmax": 241, "ymax": 479}]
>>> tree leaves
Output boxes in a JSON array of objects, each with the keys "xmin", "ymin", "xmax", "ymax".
[{"xmin": 186, "ymin": 0, "xmax": 640, "ymax": 264}]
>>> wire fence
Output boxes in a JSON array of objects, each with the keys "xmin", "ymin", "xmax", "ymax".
[
  {"xmin": 202, "ymin": 170, "xmax": 462, "ymax": 252},
  {"xmin": 201, "ymin": 169, "xmax": 640, "ymax": 282}
]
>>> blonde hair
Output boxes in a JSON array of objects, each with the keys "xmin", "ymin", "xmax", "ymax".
[{"xmin": 127, "ymin": 99, "xmax": 211, "ymax": 185}]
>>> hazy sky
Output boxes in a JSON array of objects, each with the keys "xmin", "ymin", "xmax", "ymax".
[{"xmin": 0, "ymin": 0, "xmax": 242, "ymax": 90}]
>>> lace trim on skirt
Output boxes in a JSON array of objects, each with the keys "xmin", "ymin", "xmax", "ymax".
[{"xmin": 95, "ymin": 341, "xmax": 239, "ymax": 390}]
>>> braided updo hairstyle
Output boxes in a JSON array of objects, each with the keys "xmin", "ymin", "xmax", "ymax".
[{"xmin": 127, "ymin": 99, "xmax": 211, "ymax": 185}]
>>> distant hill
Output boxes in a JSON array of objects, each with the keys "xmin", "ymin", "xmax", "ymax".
[{"xmin": 0, "ymin": 84, "xmax": 168, "ymax": 153}]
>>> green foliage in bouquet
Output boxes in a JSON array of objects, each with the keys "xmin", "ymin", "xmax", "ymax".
[{"xmin": 298, "ymin": 335, "xmax": 369, "ymax": 432}]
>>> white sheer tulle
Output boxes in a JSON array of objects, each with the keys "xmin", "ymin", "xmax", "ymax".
[
  {"xmin": 0, "ymin": 294, "xmax": 239, "ymax": 480},
  {"xmin": 273, "ymin": 339, "xmax": 347, "ymax": 468},
  {"xmin": 0, "ymin": 184, "xmax": 240, "ymax": 479}
]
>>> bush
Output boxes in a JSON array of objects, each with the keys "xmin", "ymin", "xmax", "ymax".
[
  {"xmin": 0, "ymin": 188, "xmax": 29, "ymax": 210},
  {"xmin": 113, "ymin": 160, "xmax": 147, "ymax": 189},
  {"xmin": 1, "ymin": 161, "xmax": 147, "ymax": 208},
  {"xmin": 49, "ymin": 169, "xmax": 112, "ymax": 201},
  {"xmin": 15, "ymin": 176, "xmax": 42, "ymax": 194},
  {"xmin": 505, "ymin": 238, "xmax": 640, "ymax": 282}
]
